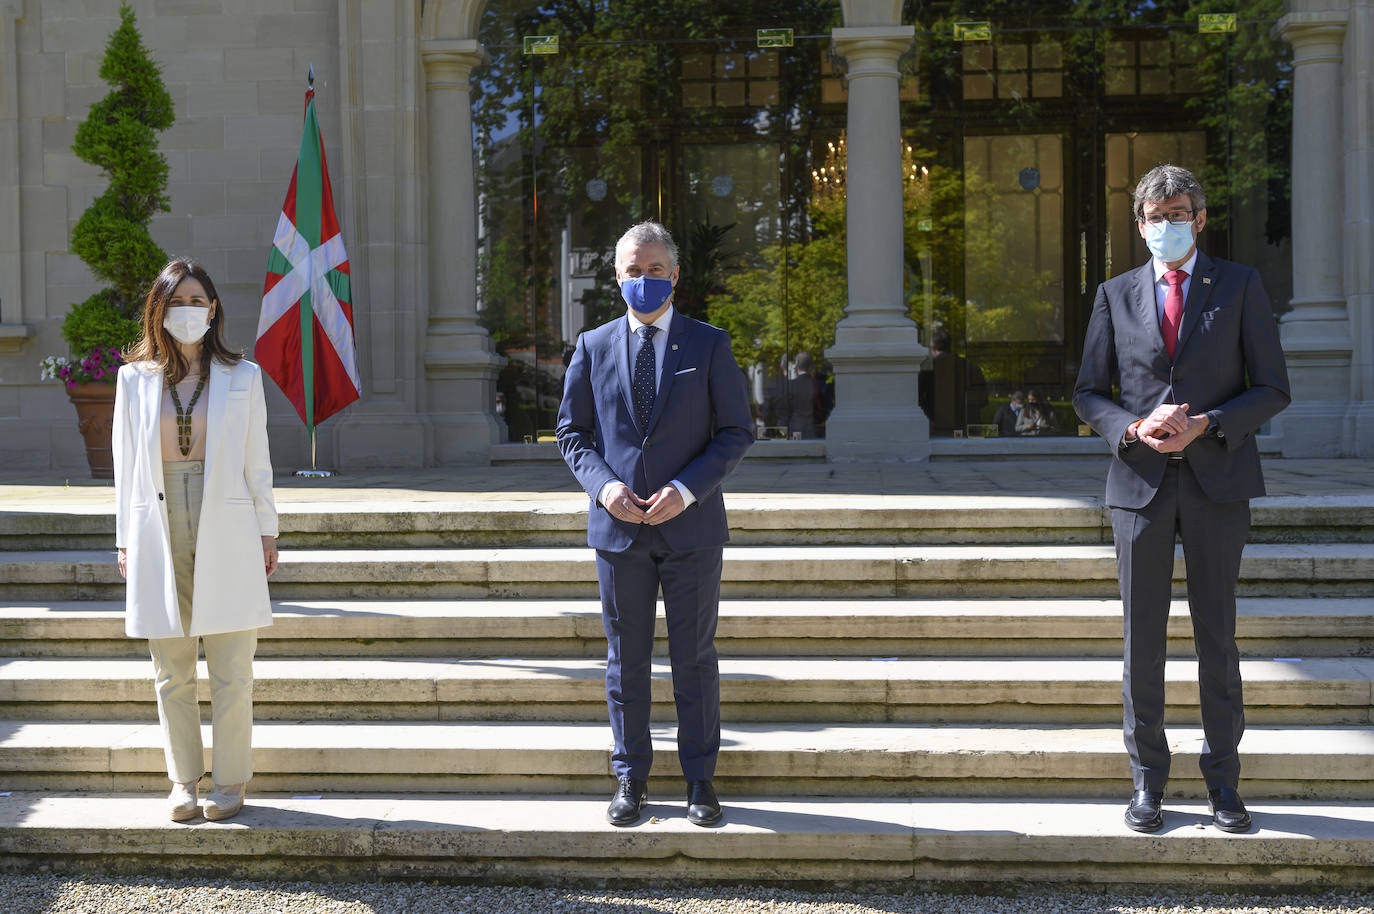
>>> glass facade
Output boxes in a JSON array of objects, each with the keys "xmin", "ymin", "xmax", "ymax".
[{"xmin": 472, "ymin": 1, "xmax": 1291, "ymax": 443}]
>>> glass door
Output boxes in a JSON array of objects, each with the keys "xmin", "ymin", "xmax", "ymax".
[
  {"xmin": 471, "ymin": 1, "xmax": 844, "ymax": 442},
  {"xmin": 900, "ymin": 4, "xmax": 1291, "ymax": 440}
]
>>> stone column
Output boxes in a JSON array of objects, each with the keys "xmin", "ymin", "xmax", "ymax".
[
  {"xmin": 420, "ymin": 39, "xmax": 506, "ymax": 464},
  {"xmin": 1346, "ymin": 0, "xmax": 1374, "ymax": 456},
  {"xmin": 1277, "ymin": 11, "xmax": 1354, "ymax": 456},
  {"xmin": 823, "ymin": 24, "xmax": 929, "ymax": 462},
  {"xmin": 329, "ymin": 0, "xmax": 428, "ymax": 467},
  {"xmin": 0, "ymin": 0, "xmax": 31, "ymax": 353}
]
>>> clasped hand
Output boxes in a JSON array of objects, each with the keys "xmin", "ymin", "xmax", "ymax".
[
  {"xmin": 1133, "ymin": 402, "xmax": 1208, "ymax": 453},
  {"xmin": 604, "ymin": 482, "xmax": 684, "ymax": 525}
]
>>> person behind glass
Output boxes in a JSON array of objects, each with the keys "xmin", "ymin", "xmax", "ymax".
[
  {"xmin": 113, "ymin": 257, "xmax": 279, "ymax": 823},
  {"xmin": 814, "ymin": 357, "xmax": 836, "ymax": 431},
  {"xmin": 787, "ymin": 350, "xmax": 818, "ymax": 439},
  {"xmin": 992, "ymin": 390, "xmax": 1024, "ymax": 437},
  {"xmin": 1015, "ymin": 389, "xmax": 1059, "ymax": 436},
  {"xmin": 918, "ymin": 329, "xmax": 988, "ymax": 436}
]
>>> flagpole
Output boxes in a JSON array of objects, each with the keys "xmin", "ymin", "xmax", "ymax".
[
  {"xmin": 292, "ymin": 63, "xmax": 333, "ymax": 479},
  {"xmin": 260, "ymin": 62, "xmax": 357, "ymax": 477},
  {"xmin": 294, "ymin": 425, "xmax": 330, "ymax": 477}
]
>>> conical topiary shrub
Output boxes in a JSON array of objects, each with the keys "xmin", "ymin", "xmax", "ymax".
[
  {"xmin": 39, "ymin": 3, "xmax": 174, "ymax": 478},
  {"xmin": 60, "ymin": 2, "xmax": 174, "ymax": 380}
]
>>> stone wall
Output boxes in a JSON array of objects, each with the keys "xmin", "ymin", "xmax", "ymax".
[{"xmin": 0, "ymin": 0, "xmax": 429, "ymax": 471}]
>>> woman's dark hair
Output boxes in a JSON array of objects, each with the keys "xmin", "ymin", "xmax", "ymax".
[{"xmin": 126, "ymin": 257, "xmax": 243, "ymax": 382}]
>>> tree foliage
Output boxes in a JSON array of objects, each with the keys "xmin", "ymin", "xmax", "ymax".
[{"xmin": 906, "ymin": 0, "xmax": 1290, "ymax": 239}]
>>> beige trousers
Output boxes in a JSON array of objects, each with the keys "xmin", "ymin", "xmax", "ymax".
[{"xmin": 148, "ymin": 460, "xmax": 257, "ymax": 786}]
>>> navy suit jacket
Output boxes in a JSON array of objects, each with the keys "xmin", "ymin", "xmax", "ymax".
[
  {"xmin": 1073, "ymin": 251, "xmax": 1291, "ymax": 509},
  {"xmin": 557, "ymin": 309, "xmax": 754, "ymax": 553}
]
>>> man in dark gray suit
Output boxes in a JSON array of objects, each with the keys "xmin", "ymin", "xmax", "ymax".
[{"xmin": 1073, "ymin": 165, "xmax": 1290, "ymax": 834}]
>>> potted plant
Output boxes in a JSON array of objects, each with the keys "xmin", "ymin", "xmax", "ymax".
[{"xmin": 41, "ymin": 3, "xmax": 173, "ymax": 478}]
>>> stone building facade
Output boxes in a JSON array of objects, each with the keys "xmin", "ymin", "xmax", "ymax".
[{"xmin": 2, "ymin": 0, "xmax": 1371, "ymax": 470}]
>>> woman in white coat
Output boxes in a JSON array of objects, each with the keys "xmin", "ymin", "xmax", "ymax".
[{"xmin": 114, "ymin": 257, "xmax": 278, "ymax": 822}]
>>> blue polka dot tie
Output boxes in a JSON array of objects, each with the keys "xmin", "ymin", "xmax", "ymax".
[{"xmin": 633, "ymin": 325, "xmax": 659, "ymax": 432}]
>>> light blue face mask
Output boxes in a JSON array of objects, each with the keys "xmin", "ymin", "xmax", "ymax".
[
  {"xmin": 1143, "ymin": 219, "xmax": 1196, "ymax": 263},
  {"xmin": 619, "ymin": 275, "xmax": 674, "ymax": 315}
]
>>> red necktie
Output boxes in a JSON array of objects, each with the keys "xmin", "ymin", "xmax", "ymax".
[{"xmin": 1162, "ymin": 269, "xmax": 1187, "ymax": 358}]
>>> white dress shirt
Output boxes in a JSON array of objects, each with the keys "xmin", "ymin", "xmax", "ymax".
[
  {"xmin": 1150, "ymin": 248, "xmax": 1197, "ymax": 324},
  {"xmin": 597, "ymin": 307, "xmax": 696, "ymax": 510},
  {"xmin": 1122, "ymin": 248, "xmax": 1204, "ymax": 448},
  {"xmin": 627, "ymin": 305, "xmax": 673, "ymax": 389}
]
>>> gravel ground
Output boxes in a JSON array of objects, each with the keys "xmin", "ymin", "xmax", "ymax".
[{"xmin": 1, "ymin": 876, "xmax": 1371, "ymax": 914}]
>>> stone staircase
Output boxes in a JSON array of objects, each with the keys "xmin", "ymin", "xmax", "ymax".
[{"xmin": 1, "ymin": 490, "xmax": 1373, "ymax": 885}]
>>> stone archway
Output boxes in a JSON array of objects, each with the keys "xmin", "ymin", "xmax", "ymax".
[{"xmin": 421, "ymin": 0, "xmax": 486, "ymax": 41}]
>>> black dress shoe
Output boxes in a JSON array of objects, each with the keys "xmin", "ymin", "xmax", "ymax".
[
  {"xmin": 1124, "ymin": 789, "xmax": 1164, "ymax": 832},
  {"xmin": 686, "ymin": 780, "xmax": 722, "ymax": 826},
  {"xmin": 1208, "ymin": 787, "xmax": 1253, "ymax": 833},
  {"xmin": 606, "ymin": 777, "xmax": 647, "ymax": 827}
]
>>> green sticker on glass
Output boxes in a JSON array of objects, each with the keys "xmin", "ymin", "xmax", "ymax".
[
  {"xmin": 757, "ymin": 28, "xmax": 794, "ymax": 49},
  {"xmin": 954, "ymin": 21, "xmax": 992, "ymax": 42},
  {"xmin": 1198, "ymin": 13, "xmax": 1236, "ymax": 34},
  {"xmin": 523, "ymin": 35, "xmax": 559, "ymax": 55}
]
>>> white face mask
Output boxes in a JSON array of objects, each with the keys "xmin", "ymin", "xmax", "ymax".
[
  {"xmin": 163, "ymin": 306, "xmax": 211, "ymax": 344},
  {"xmin": 1143, "ymin": 219, "xmax": 1196, "ymax": 263}
]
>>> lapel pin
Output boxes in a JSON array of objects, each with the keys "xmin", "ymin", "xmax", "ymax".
[
  {"xmin": 671, "ymin": 344, "xmax": 678, "ymax": 350},
  {"xmin": 1203, "ymin": 277, "xmax": 1212, "ymax": 285}
]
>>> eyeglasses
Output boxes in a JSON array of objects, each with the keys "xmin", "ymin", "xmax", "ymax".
[{"xmin": 1141, "ymin": 210, "xmax": 1196, "ymax": 226}]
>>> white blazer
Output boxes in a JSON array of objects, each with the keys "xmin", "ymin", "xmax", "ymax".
[{"xmin": 113, "ymin": 358, "xmax": 278, "ymax": 639}]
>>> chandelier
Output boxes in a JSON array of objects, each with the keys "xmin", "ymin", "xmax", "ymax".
[{"xmin": 811, "ymin": 133, "xmax": 929, "ymax": 202}]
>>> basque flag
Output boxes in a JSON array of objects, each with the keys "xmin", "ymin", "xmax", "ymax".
[{"xmin": 255, "ymin": 75, "xmax": 360, "ymax": 431}]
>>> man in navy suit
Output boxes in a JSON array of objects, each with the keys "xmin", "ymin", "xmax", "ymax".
[
  {"xmin": 1074, "ymin": 165, "xmax": 1290, "ymax": 834},
  {"xmin": 557, "ymin": 221, "xmax": 754, "ymax": 827}
]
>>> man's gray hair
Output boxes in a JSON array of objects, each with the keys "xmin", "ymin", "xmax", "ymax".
[
  {"xmin": 1133, "ymin": 164, "xmax": 1206, "ymax": 221},
  {"xmin": 616, "ymin": 221, "xmax": 679, "ymax": 268}
]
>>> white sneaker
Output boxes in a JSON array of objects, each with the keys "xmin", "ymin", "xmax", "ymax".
[
  {"xmin": 168, "ymin": 780, "xmax": 199, "ymax": 822},
  {"xmin": 203, "ymin": 782, "xmax": 246, "ymax": 821}
]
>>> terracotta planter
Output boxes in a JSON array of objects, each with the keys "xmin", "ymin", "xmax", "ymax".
[{"xmin": 66, "ymin": 382, "xmax": 117, "ymax": 479}]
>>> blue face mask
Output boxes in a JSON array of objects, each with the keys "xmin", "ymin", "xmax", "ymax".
[
  {"xmin": 1143, "ymin": 219, "xmax": 1196, "ymax": 263},
  {"xmin": 619, "ymin": 275, "xmax": 674, "ymax": 315}
]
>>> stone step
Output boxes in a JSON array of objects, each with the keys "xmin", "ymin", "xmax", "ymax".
[
  {"xmin": 3, "ymin": 597, "xmax": 1372, "ymax": 658},
  {"xmin": 5, "ymin": 543, "xmax": 1374, "ymax": 600},
  {"xmin": 3, "ymin": 656, "xmax": 1370, "ymax": 724},
  {"xmin": 1, "ymin": 793, "xmax": 1371, "ymax": 886},
  {"xmin": 3, "ymin": 720, "xmax": 1372, "ymax": 799},
  {"xmin": 2, "ymin": 494, "xmax": 1370, "ymax": 550}
]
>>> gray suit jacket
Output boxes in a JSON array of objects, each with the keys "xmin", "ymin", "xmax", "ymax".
[{"xmin": 1073, "ymin": 251, "xmax": 1291, "ymax": 509}]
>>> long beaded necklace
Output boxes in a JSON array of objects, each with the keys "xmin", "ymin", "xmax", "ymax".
[{"xmin": 167, "ymin": 371, "xmax": 207, "ymax": 457}]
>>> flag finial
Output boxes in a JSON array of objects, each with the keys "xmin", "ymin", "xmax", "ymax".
[{"xmin": 308, "ymin": 63, "xmax": 315, "ymax": 88}]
